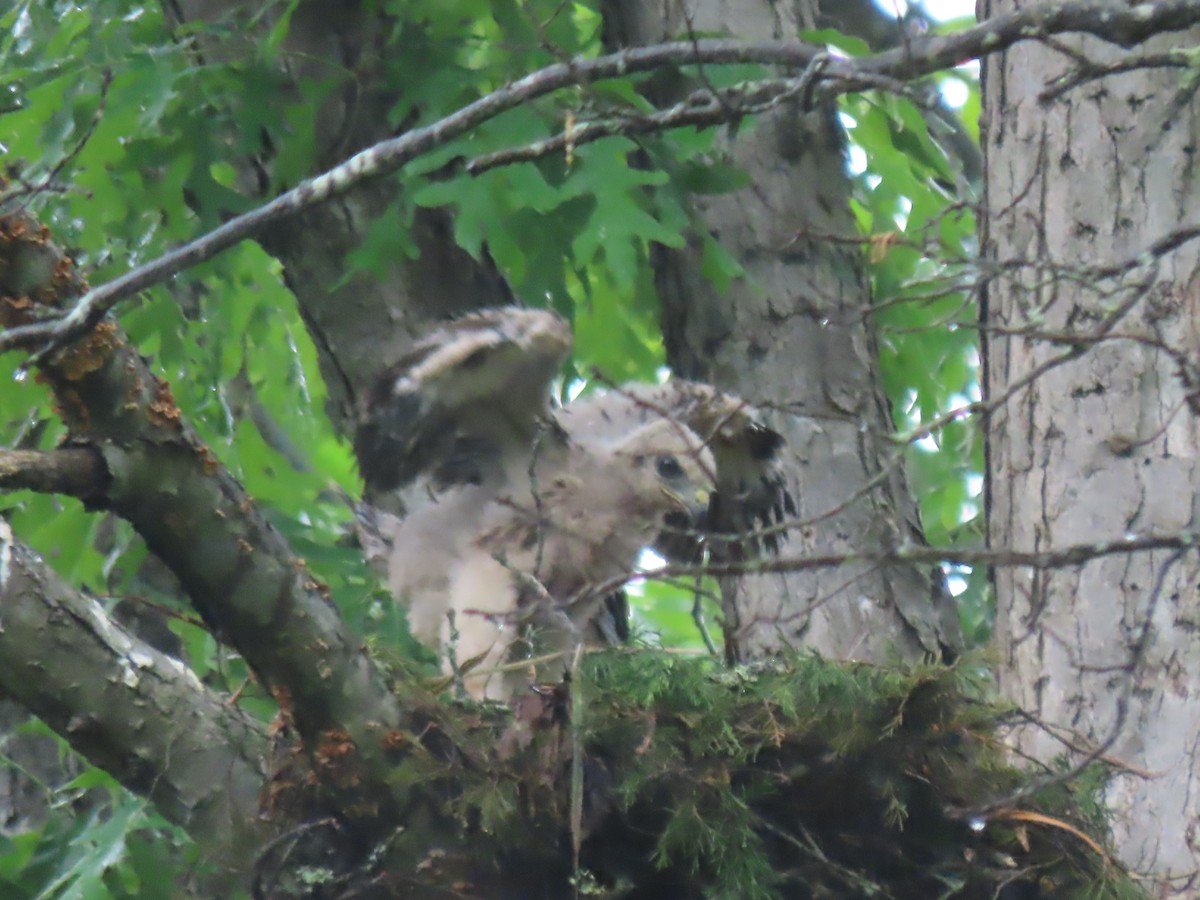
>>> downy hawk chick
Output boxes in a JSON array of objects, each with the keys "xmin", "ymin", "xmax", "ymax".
[
  {"xmin": 354, "ymin": 307, "xmax": 791, "ymax": 699},
  {"xmin": 439, "ymin": 419, "xmax": 713, "ymax": 699}
]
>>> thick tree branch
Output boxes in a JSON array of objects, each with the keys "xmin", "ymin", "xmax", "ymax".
[
  {"xmin": 0, "ymin": 446, "xmax": 107, "ymax": 498},
  {"xmin": 1, "ymin": 0, "xmax": 1197, "ymax": 362},
  {"xmin": 0, "ymin": 210, "xmax": 407, "ymax": 816},
  {"xmin": 0, "ymin": 519, "xmax": 271, "ymax": 881}
]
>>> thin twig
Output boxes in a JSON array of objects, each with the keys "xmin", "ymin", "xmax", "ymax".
[{"xmin": 585, "ymin": 531, "xmax": 1200, "ymax": 600}]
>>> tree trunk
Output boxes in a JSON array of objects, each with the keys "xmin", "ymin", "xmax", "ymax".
[
  {"xmin": 982, "ymin": 2, "xmax": 1200, "ymax": 890},
  {"xmin": 603, "ymin": 0, "xmax": 961, "ymax": 664}
]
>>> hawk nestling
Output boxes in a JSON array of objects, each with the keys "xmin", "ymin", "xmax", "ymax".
[{"xmin": 355, "ymin": 307, "xmax": 792, "ymax": 699}]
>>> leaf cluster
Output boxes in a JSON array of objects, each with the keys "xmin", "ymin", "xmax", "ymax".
[{"xmin": 843, "ymin": 76, "xmax": 990, "ymax": 642}]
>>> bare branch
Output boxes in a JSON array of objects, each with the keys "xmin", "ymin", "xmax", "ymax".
[
  {"xmin": 1039, "ymin": 44, "xmax": 1200, "ymax": 102},
  {"xmin": 0, "ymin": 210, "xmax": 407, "ymax": 812},
  {"xmin": 587, "ymin": 530, "xmax": 1200, "ymax": 600},
  {"xmin": 0, "ymin": 519, "xmax": 271, "ymax": 882},
  {"xmin": 0, "ymin": 446, "xmax": 107, "ymax": 498},
  {"xmin": 466, "ymin": 68, "xmax": 841, "ymax": 176}
]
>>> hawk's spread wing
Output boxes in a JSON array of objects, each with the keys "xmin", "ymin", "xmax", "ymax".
[{"xmin": 355, "ymin": 307, "xmax": 571, "ymax": 493}]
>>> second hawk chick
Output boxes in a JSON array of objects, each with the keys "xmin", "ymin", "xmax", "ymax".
[{"xmin": 403, "ymin": 419, "xmax": 714, "ymax": 699}]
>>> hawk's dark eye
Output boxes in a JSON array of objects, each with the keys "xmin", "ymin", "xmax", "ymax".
[{"xmin": 655, "ymin": 455, "xmax": 684, "ymax": 479}]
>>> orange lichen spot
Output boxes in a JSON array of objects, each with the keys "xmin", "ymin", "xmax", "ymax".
[
  {"xmin": 51, "ymin": 255, "xmax": 79, "ymax": 290},
  {"xmin": 122, "ymin": 375, "xmax": 143, "ymax": 405},
  {"xmin": 55, "ymin": 321, "xmax": 120, "ymax": 381},
  {"xmin": 148, "ymin": 398, "xmax": 182, "ymax": 429},
  {"xmin": 153, "ymin": 375, "xmax": 176, "ymax": 403},
  {"xmin": 52, "ymin": 388, "xmax": 91, "ymax": 430},
  {"xmin": 271, "ymin": 684, "xmax": 295, "ymax": 719},
  {"xmin": 382, "ymin": 730, "xmax": 408, "ymax": 751},
  {"xmin": 0, "ymin": 294, "xmax": 35, "ymax": 328},
  {"xmin": 197, "ymin": 444, "xmax": 220, "ymax": 475},
  {"xmin": 147, "ymin": 376, "xmax": 182, "ymax": 430},
  {"xmin": 315, "ymin": 729, "xmax": 357, "ymax": 766}
]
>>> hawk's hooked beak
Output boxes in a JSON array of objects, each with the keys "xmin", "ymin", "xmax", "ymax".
[
  {"xmin": 657, "ymin": 487, "xmax": 711, "ymax": 563},
  {"xmin": 661, "ymin": 486, "xmax": 711, "ymax": 529}
]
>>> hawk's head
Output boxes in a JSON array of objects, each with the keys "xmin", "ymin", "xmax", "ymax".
[{"xmin": 610, "ymin": 419, "xmax": 715, "ymax": 537}]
